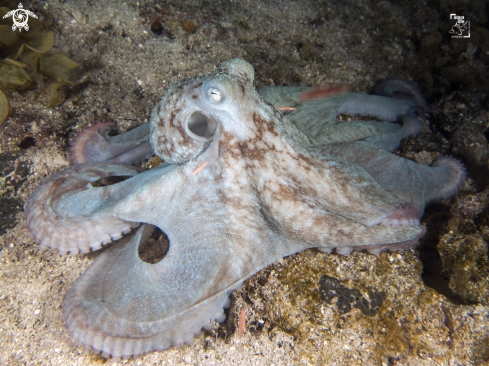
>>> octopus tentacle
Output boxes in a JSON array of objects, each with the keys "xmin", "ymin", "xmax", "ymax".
[
  {"xmin": 275, "ymin": 194, "xmax": 424, "ymax": 247},
  {"xmin": 297, "ymin": 119, "xmax": 402, "ymax": 146},
  {"xmin": 425, "ymin": 156, "xmax": 467, "ymax": 201},
  {"xmin": 26, "ymin": 163, "xmax": 151, "ymax": 254},
  {"xmin": 337, "ymin": 94, "xmax": 418, "ymax": 122},
  {"xmin": 363, "ymin": 112, "xmax": 424, "ymax": 151},
  {"xmin": 323, "ymin": 225, "xmax": 427, "ymax": 255},
  {"xmin": 318, "ymin": 142, "xmax": 466, "ymax": 221},
  {"xmin": 258, "ymin": 86, "xmax": 423, "ymax": 148},
  {"xmin": 63, "ymin": 225, "xmax": 236, "ymax": 360},
  {"xmin": 373, "ymin": 78, "xmax": 427, "ymax": 107},
  {"xmin": 70, "ymin": 120, "xmax": 153, "ymax": 165}
]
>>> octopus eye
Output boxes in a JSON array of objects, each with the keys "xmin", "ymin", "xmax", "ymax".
[{"xmin": 208, "ymin": 88, "xmax": 222, "ymax": 103}]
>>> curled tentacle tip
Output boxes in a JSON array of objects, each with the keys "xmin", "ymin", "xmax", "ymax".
[
  {"xmin": 69, "ymin": 120, "xmax": 118, "ymax": 165},
  {"xmin": 70, "ymin": 120, "xmax": 153, "ymax": 166},
  {"xmin": 373, "ymin": 78, "xmax": 427, "ymax": 107},
  {"xmin": 430, "ymin": 156, "xmax": 467, "ymax": 201}
]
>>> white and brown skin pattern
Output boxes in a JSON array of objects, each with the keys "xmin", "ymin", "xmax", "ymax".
[{"xmin": 25, "ymin": 59, "xmax": 466, "ymax": 359}]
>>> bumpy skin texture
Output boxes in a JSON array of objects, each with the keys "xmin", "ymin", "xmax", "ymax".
[{"xmin": 25, "ymin": 59, "xmax": 466, "ymax": 359}]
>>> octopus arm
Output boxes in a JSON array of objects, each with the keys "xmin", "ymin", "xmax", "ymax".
[
  {"xmin": 261, "ymin": 139, "xmax": 408, "ymax": 227},
  {"xmin": 259, "ymin": 88, "xmax": 422, "ymax": 149},
  {"xmin": 63, "ymin": 224, "xmax": 238, "ymax": 360},
  {"xmin": 291, "ymin": 113, "xmax": 422, "ymax": 149},
  {"xmin": 59, "ymin": 156, "xmax": 262, "ymax": 359},
  {"xmin": 374, "ymin": 78, "xmax": 427, "ymax": 107},
  {"xmin": 62, "ymin": 202, "xmax": 424, "ymax": 360},
  {"xmin": 25, "ymin": 162, "xmax": 174, "ymax": 254},
  {"xmin": 361, "ymin": 112, "xmax": 425, "ymax": 151},
  {"xmin": 337, "ymin": 94, "xmax": 418, "ymax": 122},
  {"xmin": 320, "ymin": 142, "xmax": 467, "ymax": 218},
  {"xmin": 70, "ymin": 120, "xmax": 154, "ymax": 165}
]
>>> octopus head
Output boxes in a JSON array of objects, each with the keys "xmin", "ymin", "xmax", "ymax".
[{"xmin": 149, "ymin": 59, "xmax": 255, "ymax": 164}]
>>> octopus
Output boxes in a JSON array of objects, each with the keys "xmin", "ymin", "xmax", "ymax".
[{"xmin": 25, "ymin": 59, "xmax": 466, "ymax": 360}]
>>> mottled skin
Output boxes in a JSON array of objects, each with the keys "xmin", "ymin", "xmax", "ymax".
[{"xmin": 25, "ymin": 59, "xmax": 465, "ymax": 359}]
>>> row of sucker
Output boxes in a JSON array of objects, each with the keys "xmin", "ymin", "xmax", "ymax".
[{"xmin": 25, "ymin": 163, "xmax": 142, "ymax": 254}]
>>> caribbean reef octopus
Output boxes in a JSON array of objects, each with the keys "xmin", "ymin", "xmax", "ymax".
[{"xmin": 25, "ymin": 59, "xmax": 466, "ymax": 359}]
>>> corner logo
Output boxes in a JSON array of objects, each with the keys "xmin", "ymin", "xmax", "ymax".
[
  {"xmin": 449, "ymin": 14, "xmax": 470, "ymax": 38},
  {"xmin": 2, "ymin": 3, "xmax": 38, "ymax": 32}
]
